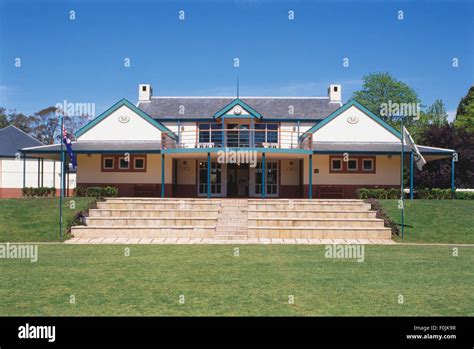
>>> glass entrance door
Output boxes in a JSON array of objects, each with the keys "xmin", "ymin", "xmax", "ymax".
[
  {"xmin": 255, "ymin": 161, "xmax": 278, "ymax": 196},
  {"xmin": 198, "ymin": 161, "xmax": 222, "ymax": 196}
]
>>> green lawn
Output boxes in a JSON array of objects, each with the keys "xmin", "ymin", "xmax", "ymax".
[
  {"xmin": 0, "ymin": 244, "xmax": 472, "ymax": 316},
  {"xmin": 380, "ymin": 200, "xmax": 474, "ymax": 244},
  {"xmin": 0, "ymin": 197, "xmax": 95, "ymax": 242}
]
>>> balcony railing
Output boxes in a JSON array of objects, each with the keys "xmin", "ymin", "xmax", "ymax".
[{"xmin": 162, "ymin": 129, "xmax": 314, "ymax": 150}]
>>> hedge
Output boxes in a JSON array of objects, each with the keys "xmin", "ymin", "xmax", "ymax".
[
  {"xmin": 75, "ymin": 186, "xmax": 119, "ymax": 198},
  {"xmin": 356, "ymin": 187, "xmax": 474, "ymax": 200},
  {"xmin": 355, "ymin": 188, "xmax": 399, "ymax": 200},
  {"xmin": 22, "ymin": 187, "xmax": 56, "ymax": 197}
]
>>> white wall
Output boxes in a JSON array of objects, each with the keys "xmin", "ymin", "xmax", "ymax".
[
  {"xmin": 78, "ymin": 105, "xmax": 163, "ymax": 141},
  {"xmin": 312, "ymin": 105, "xmax": 400, "ymax": 143},
  {"xmin": 0, "ymin": 158, "xmax": 76, "ymax": 189}
]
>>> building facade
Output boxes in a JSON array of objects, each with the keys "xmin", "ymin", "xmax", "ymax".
[{"xmin": 22, "ymin": 84, "xmax": 455, "ymax": 198}]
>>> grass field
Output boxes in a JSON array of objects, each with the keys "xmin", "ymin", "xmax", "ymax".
[
  {"xmin": 0, "ymin": 244, "xmax": 473, "ymax": 316},
  {"xmin": 380, "ymin": 200, "xmax": 474, "ymax": 244},
  {"xmin": 0, "ymin": 197, "xmax": 95, "ymax": 242},
  {"xmin": 0, "ymin": 198, "xmax": 473, "ymax": 316}
]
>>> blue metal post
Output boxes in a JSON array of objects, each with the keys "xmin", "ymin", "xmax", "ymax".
[
  {"xmin": 250, "ymin": 118, "xmax": 255, "ymax": 147},
  {"xmin": 22, "ymin": 152, "xmax": 26, "ymax": 189},
  {"xmin": 410, "ymin": 152, "xmax": 414, "ymax": 200},
  {"xmin": 451, "ymin": 155, "xmax": 455, "ymax": 199},
  {"xmin": 221, "ymin": 116, "xmax": 226, "ymax": 148},
  {"xmin": 262, "ymin": 152, "xmax": 266, "ymax": 199},
  {"xmin": 309, "ymin": 154, "xmax": 313, "ymax": 199},
  {"xmin": 161, "ymin": 154, "xmax": 165, "ymax": 197},
  {"xmin": 400, "ymin": 122, "xmax": 405, "ymax": 239},
  {"xmin": 59, "ymin": 114, "xmax": 64, "ymax": 239},
  {"xmin": 207, "ymin": 152, "xmax": 211, "ymax": 198}
]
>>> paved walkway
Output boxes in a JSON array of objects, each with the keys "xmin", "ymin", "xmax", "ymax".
[{"xmin": 65, "ymin": 237, "xmax": 397, "ymax": 245}]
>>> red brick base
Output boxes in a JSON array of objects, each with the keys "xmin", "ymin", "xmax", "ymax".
[{"xmin": 77, "ymin": 183, "xmax": 173, "ymax": 197}]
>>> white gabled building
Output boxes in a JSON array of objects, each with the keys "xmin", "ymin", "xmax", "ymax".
[{"xmin": 21, "ymin": 84, "xmax": 455, "ymax": 198}]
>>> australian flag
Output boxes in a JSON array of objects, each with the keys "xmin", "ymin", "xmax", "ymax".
[{"xmin": 62, "ymin": 125, "xmax": 77, "ymax": 169}]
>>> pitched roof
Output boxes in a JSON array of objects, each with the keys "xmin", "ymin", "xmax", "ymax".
[
  {"xmin": 0, "ymin": 125, "xmax": 43, "ymax": 157},
  {"xmin": 22, "ymin": 140, "xmax": 163, "ymax": 154},
  {"xmin": 138, "ymin": 96, "xmax": 341, "ymax": 120},
  {"xmin": 312, "ymin": 141, "xmax": 455, "ymax": 155}
]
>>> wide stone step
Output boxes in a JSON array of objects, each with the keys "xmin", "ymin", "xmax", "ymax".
[
  {"xmin": 86, "ymin": 217, "xmax": 217, "ymax": 227},
  {"xmin": 97, "ymin": 203, "xmax": 220, "ymax": 210},
  {"xmin": 89, "ymin": 209, "xmax": 219, "ymax": 218},
  {"xmin": 71, "ymin": 226, "xmax": 215, "ymax": 238},
  {"xmin": 248, "ymin": 210, "xmax": 376, "ymax": 219},
  {"xmin": 247, "ymin": 227, "xmax": 392, "ymax": 239},
  {"xmin": 248, "ymin": 203, "xmax": 371, "ymax": 211},
  {"xmin": 105, "ymin": 198, "xmax": 221, "ymax": 204},
  {"xmin": 213, "ymin": 234, "xmax": 248, "ymax": 240},
  {"xmin": 248, "ymin": 218, "xmax": 385, "ymax": 228},
  {"xmin": 248, "ymin": 199, "xmax": 365, "ymax": 203}
]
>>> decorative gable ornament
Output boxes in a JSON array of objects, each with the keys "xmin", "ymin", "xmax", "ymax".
[
  {"xmin": 118, "ymin": 115, "xmax": 130, "ymax": 123},
  {"xmin": 347, "ymin": 116, "xmax": 359, "ymax": 124},
  {"xmin": 234, "ymin": 105, "xmax": 242, "ymax": 115}
]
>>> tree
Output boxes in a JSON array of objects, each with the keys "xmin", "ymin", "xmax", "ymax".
[
  {"xmin": 410, "ymin": 99, "xmax": 449, "ymax": 141},
  {"xmin": 0, "ymin": 108, "xmax": 8, "ymax": 128},
  {"xmin": 352, "ymin": 72, "xmax": 421, "ymax": 128},
  {"xmin": 454, "ymin": 86, "xmax": 474, "ymax": 132},
  {"xmin": 8, "ymin": 111, "xmax": 36, "ymax": 134},
  {"xmin": 414, "ymin": 125, "xmax": 473, "ymax": 189}
]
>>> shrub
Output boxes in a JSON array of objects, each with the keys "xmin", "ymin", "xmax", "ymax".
[
  {"xmin": 21, "ymin": 187, "xmax": 56, "ymax": 197},
  {"xmin": 455, "ymin": 191, "xmax": 474, "ymax": 200},
  {"xmin": 356, "ymin": 188, "xmax": 400, "ymax": 200},
  {"xmin": 65, "ymin": 199, "xmax": 98, "ymax": 235},
  {"xmin": 75, "ymin": 186, "xmax": 119, "ymax": 198},
  {"xmin": 365, "ymin": 198, "xmax": 400, "ymax": 236}
]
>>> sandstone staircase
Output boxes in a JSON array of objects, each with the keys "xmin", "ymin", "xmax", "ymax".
[{"xmin": 71, "ymin": 198, "xmax": 391, "ymax": 240}]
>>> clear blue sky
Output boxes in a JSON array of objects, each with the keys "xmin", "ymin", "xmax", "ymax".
[{"xmin": 1, "ymin": 0, "xmax": 473, "ymax": 120}]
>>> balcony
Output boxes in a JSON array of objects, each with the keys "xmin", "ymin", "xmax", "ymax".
[{"xmin": 162, "ymin": 128, "xmax": 313, "ymax": 150}]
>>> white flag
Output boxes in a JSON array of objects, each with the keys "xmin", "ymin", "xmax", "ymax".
[{"xmin": 403, "ymin": 126, "xmax": 426, "ymax": 170}]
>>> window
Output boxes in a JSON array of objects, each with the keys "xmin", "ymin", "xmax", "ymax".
[
  {"xmin": 103, "ymin": 157, "xmax": 114, "ymax": 170},
  {"xmin": 347, "ymin": 159, "xmax": 358, "ymax": 171},
  {"xmin": 198, "ymin": 123, "xmax": 222, "ymax": 147},
  {"xmin": 119, "ymin": 157, "xmax": 130, "ymax": 170},
  {"xmin": 102, "ymin": 155, "xmax": 147, "ymax": 172},
  {"xmin": 142, "ymin": 86, "xmax": 146, "ymax": 91},
  {"xmin": 362, "ymin": 159, "xmax": 374, "ymax": 172},
  {"xmin": 254, "ymin": 123, "xmax": 279, "ymax": 147},
  {"xmin": 134, "ymin": 157, "xmax": 145, "ymax": 170},
  {"xmin": 329, "ymin": 156, "xmax": 376, "ymax": 173},
  {"xmin": 331, "ymin": 158, "xmax": 342, "ymax": 171}
]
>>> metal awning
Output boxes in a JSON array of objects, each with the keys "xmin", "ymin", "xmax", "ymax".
[{"xmin": 312, "ymin": 142, "xmax": 455, "ymax": 159}]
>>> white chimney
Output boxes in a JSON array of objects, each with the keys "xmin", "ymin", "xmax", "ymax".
[
  {"xmin": 328, "ymin": 84, "xmax": 341, "ymax": 104},
  {"xmin": 139, "ymin": 84, "xmax": 152, "ymax": 102}
]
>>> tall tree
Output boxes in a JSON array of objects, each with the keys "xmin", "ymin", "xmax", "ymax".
[
  {"xmin": 352, "ymin": 72, "xmax": 421, "ymax": 128},
  {"xmin": 410, "ymin": 99, "xmax": 449, "ymax": 141},
  {"xmin": 454, "ymin": 86, "xmax": 474, "ymax": 132},
  {"xmin": 414, "ymin": 125, "xmax": 473, "ymax": 189},
  {"xmin": 0, "ymin": 108, "xmax": 8, "ymax": 128}
]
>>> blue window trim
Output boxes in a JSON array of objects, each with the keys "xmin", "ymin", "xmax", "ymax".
[
  {"xmin": 213, "ymin": 98, "xmax": 263, "ymax": 119},
  {"xmin": 75, "ymin": 98, "xmax": 178, "ymax": 140},
  {"xmin": 300, "ymin": 99, "xmax": 402, "ymax": 142}
]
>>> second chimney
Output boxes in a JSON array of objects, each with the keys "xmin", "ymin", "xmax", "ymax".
[
  {"xmin": 328, "ymin": 84, "xmax": 341, "ymax": 104},
  {"xmin": 139, "ymin": 84, "xmax": 152, "ymax": 102}
]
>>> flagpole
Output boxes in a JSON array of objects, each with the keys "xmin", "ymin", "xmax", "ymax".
[
  {"xmin": 59, "ymin": 113, "xmax": 64, "ymax": 239},
  {"xmin": 400, "ymin": 118, "xmax": 405, "ymax": 239}
]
